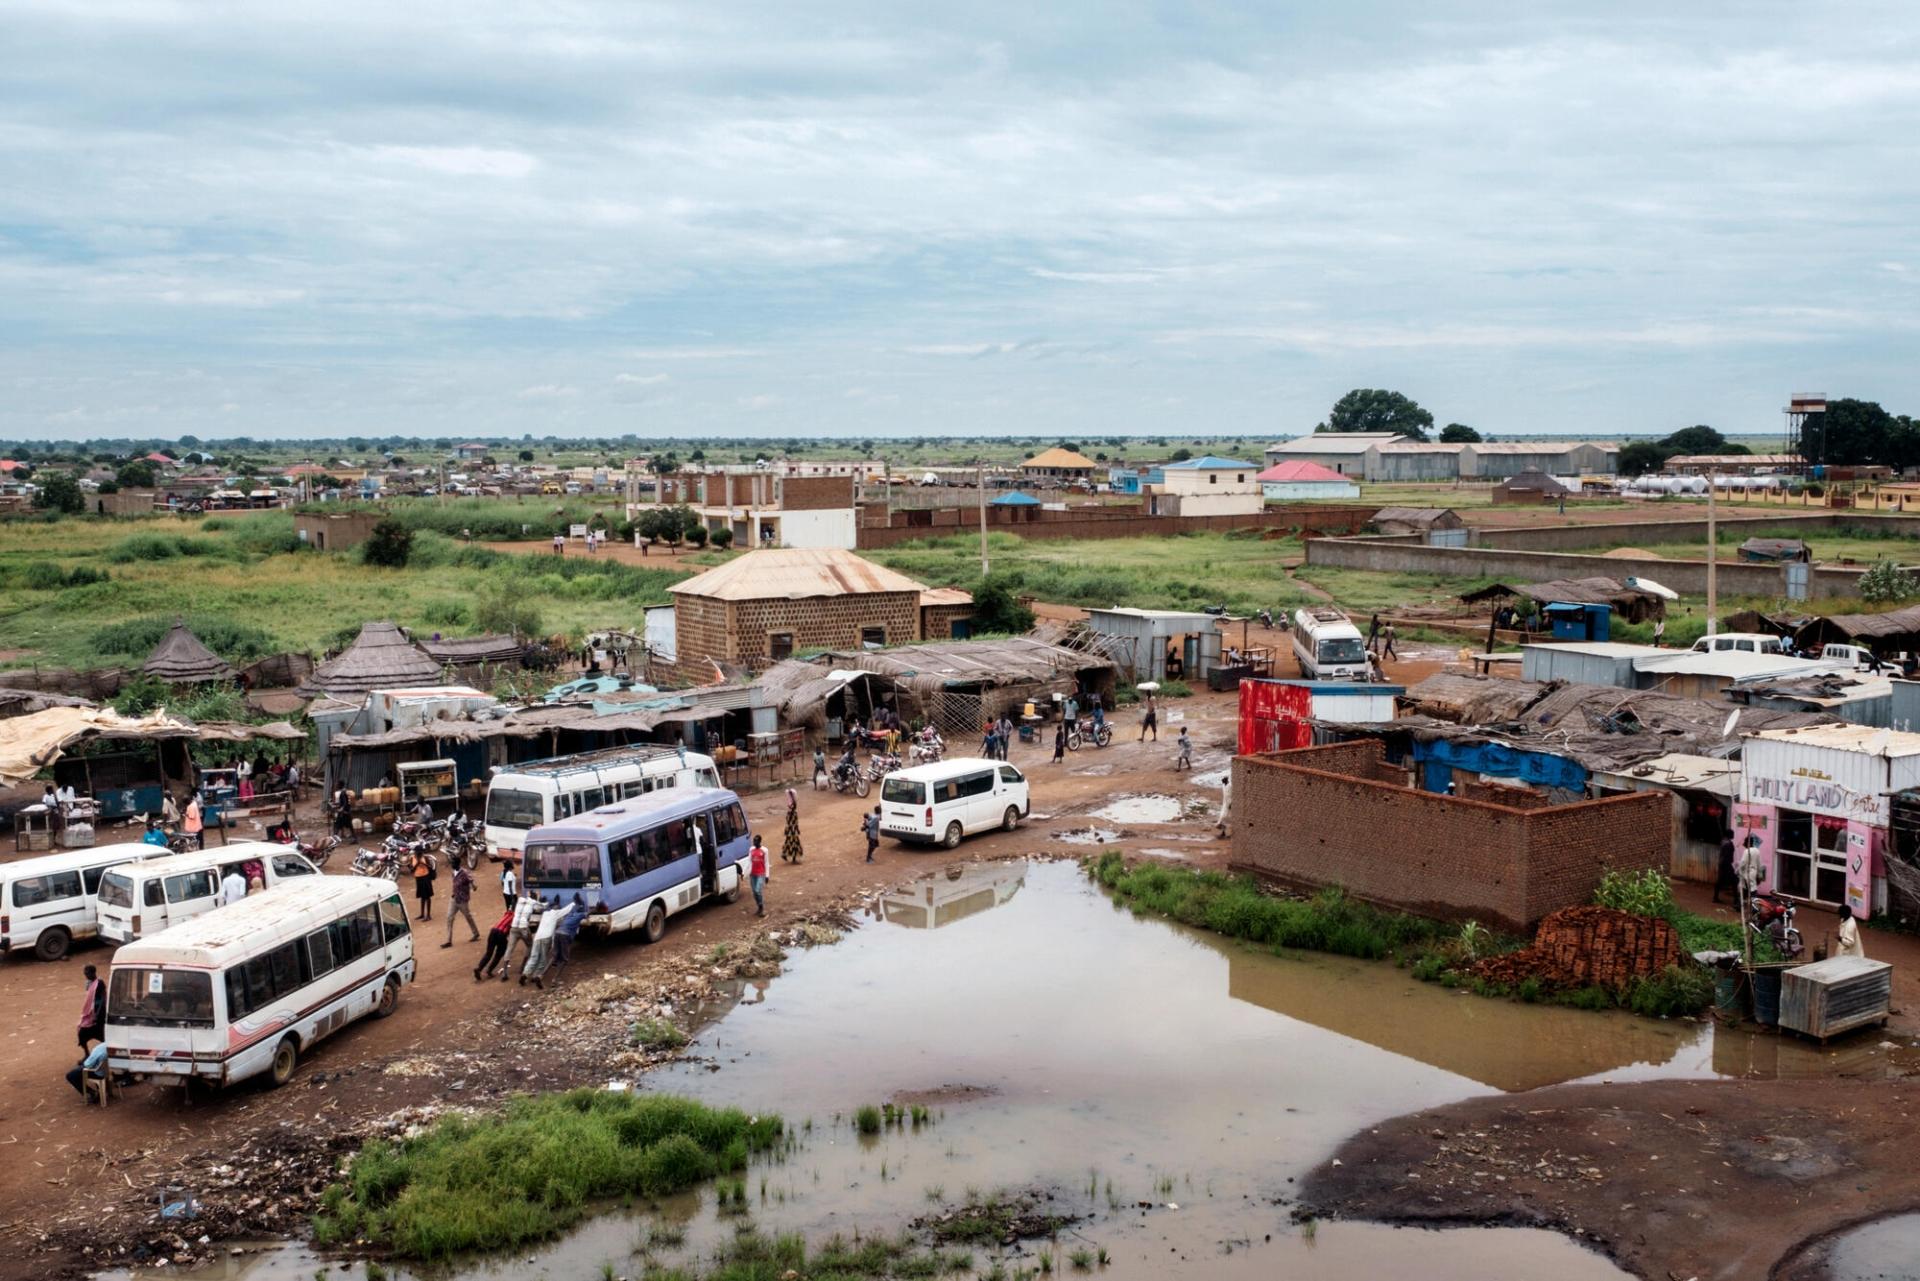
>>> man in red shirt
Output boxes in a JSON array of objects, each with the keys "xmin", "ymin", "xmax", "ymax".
[{"xmin": 748, "ymin": 835, "xmax": 769, "ymax": 917}]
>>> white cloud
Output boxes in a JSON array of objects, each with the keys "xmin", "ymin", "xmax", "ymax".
[
  {"xmin": 517, "ymin": 383, "xmax": 578, "ymax": 399},
  {"xmin": 360, "ymin": 145, "xmax": 539, "ymax": 179},
  {"xmin": 738, "ymin": 393, "xmax": 780, "ymax": 409},
  {"xmin": 614, "ymin": 372, "xmax": 670, "ymax": 385}
]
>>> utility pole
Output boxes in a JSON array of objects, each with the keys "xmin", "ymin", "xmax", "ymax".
[
  {"xmin": 978, "ymin": 463, "xmax": 989, "ymax": 578},
  {"xmin": 1706, "ymin": 468, "xmax": 1718, "ymax": 636}
]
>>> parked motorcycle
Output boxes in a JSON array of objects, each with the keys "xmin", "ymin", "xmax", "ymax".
[
  {"xmin": 1747, "ymin": 892, "xmax": 1804, "ymax": 960},
  {"xmin": 908, "ymin": 731, "xmax": 945, "ymax": 765},
  {"xmin": 866, "ymin": 751, "xmax": 903, "ymax": 780},
  {"xmin": 828, "ymin": 763, "xmax": 871, "ymax": 798},
  {"xmin": 349, "ymin": 847, "xmax": 402, "ymax": 880},
  {"xmin": 295, "ymin": 834, "xmax": 342, "ymax": 869}
]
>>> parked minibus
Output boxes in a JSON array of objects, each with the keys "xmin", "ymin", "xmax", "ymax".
[
  {"xmin": 106, "ymin": 876, "xmax": 414, "ymax": 1089},
  {"xmin": 878, "ymin": 758, "xmax": 1030, "ymax": 849},
  {"xmin": 1, "ymin": 843, "xmax": 170, "ymax": 961},
  {"xmin": 520, "ymin": 786, "xmax": 750, "ymax": 943},
  {"xmin": 483, "ymin": 745, "xmax": 721, "ymax": 862},
  {"xmin": 95, "ymin": 843, "xmax": 320, "ymax": 944}
]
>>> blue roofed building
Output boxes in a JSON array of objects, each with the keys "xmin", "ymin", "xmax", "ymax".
[{"xmin": 1143, "ymin": 456, "xmax": 1263, "ymax": 516}]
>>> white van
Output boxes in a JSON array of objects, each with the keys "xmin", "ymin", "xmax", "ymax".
[
  {"xmin": 95, "ymin": 843, "xmax": 319, "ymax": 945},
  {"xmin": 879, "ymin": 758, "xmax": 1030, "ymax": 849},
  {"xmin": 1, "ymin": 843, "xmax": 170, "ymax": 961},
  {"xmin": 1690, "ymin": 633, "xmax": 1786, "ymax": 656},
  {"xmin": 107, "ymin": 875, "xmax": 415, "ymax": 1090}
]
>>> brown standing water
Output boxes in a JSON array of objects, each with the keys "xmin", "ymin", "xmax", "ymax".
[{"xmin": 105, "ymin": 860, "xmax": 1898, "ymax": 1281}]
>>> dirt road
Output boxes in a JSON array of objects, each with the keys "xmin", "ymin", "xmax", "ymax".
[{"xmin": 0, "ymin": 689, "xmax": 1257, "ymax": 1278}]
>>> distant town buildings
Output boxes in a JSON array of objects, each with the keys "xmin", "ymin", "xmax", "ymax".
[{"xmin": 1262, "ymin": 434, "xmax": 1619, "ymax": 482}]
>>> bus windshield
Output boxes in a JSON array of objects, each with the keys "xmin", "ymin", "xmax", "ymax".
[
  {"xmin": 97, "ymin": 871, "xmax": 134, "ymax": 910},
  {"xmin": 485, "ymin": 788, "xmax": 546, "ymax": 830},
  {"xmin": 525, "ymin": 841, "xmax": 601, "ymax": 887},
  {"xmin": 1318, "ymin": 638, "xmax": 1366, "ymax": 664},
  {"xmin": 109, "ymin": 967, "xmax": 215, "ymax": 1028},
  {"xmin": 881, "ymin": 778, "xmax": 927, "ymax": 806}
]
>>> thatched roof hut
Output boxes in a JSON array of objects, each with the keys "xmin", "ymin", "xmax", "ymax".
[
  {"xmin": 142, "ymin": 620, "xmax": 237, "ymax": 684},
  {"xmin": 298, "ymin": 621, "xmax": 443, "ymax": 698}
]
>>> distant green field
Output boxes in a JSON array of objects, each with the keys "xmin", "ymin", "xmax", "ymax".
[{"xmin": 0, "ymin": 512, "xmax": 683, "ymax": 671}]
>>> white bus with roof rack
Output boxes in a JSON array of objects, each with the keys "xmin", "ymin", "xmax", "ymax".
[
  {"xmin": 105, "ymin": 875, "xmax": 415, "ymax": 1090},
  {"xmin": 482, "ymin": 744, "xmax": 720, "ymax": 863},
  {"xmin": 1292, "ymin": 606, "xmax": 1370, "ymax": 680}
]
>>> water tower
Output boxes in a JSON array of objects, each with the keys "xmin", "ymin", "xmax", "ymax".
[{"xmin": 1784, "ymin": 394, "xmax": 1826, "ymax": 469}]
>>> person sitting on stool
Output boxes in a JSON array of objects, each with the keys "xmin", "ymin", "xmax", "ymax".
[{"xmin": 67, "ymin": 1042, "xmax": 109, "ymax": 1100}]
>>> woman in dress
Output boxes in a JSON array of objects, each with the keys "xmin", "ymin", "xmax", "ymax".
[{"xmin": 781, "ymin": 788, "xmax": 804, "ymax": 863}]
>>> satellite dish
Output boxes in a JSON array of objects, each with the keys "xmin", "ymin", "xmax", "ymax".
[{"xmin": 1722, "ymin": 709, "xmax": 1741, "ymax": 739}]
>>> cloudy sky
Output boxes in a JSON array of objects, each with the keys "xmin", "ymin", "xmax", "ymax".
[{"xmin": 3, "ymin": 1, "xmax": 1917, "ymax": 442}]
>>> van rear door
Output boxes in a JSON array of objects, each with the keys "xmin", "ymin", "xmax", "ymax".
[{"xmin": 881, "ymin": 776, "xmax": 929, "ymax": 836}]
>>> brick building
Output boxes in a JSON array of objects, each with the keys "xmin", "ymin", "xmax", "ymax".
[
  {"xmin": 1230, "ymin": 740, "xmax": 1667, "ymax": 933},
  {"xmin": 669, "ymin": 547, "xmax": 928, "ymax": 680}
]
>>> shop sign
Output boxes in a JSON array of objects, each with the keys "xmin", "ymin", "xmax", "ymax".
[{"xmin": 1747, "ymin": 773, "xmax": 1882, "ymax": 820}]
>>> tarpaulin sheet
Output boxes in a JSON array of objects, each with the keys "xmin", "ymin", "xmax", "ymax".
[
  {"xmin": 0, "ymin": 707, "xmax": 178, "ymax": 785},
  {"xmin": 1238, "ymin": 680, "xmax": 1313, "ymax": 756},
  {"xmin": 1410, "ymin": 735, "xmax": 1589, "ymax": 794}
]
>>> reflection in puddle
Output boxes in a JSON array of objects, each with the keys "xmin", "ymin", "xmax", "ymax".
[
  {"xmin": 1089, "ymin": 794, "xmax": 1185, "ymax": 823},
  {"xmin": 877, "ymin": 861, "xmax": 1025, "ymax": 929},
  {"xmin": 1795, "ymin": 1212, "xmax": 1920, "ymax": 1281},
  {"xmin": 107, "ymin": 863, "xmax": 1901, "ymax": 1281}
]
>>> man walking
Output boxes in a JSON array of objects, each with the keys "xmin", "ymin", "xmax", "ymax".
[
  {"xmin": 862, "ymin": 806, "xmax": 880, "ymax": 863},
  {"xmin": 332, "ymin": 785, "xmax": 354, "ymax": 838},
  {"xmin": 1052, "ymin": 719, "xmax": 1067, "ymax": 764},
  {"xmin": 183, "ymin": 794, "xmax": 205, "ymax": 850},
  {"xmin": 748, "ymin": 834, "xmax": 770, "ymax": 916},
  {"xmin": 500, "ymin": 858, "xmax": 518, "ymax": 911},
  {"xmin": 1380, "ymin": 623, "xmax": 1398, "ymax": 662},
  {"xmin": 443, "ymin": 861, "xmax": 478, "ymax": 947},
  {"xmin": 78, "ymin": 964, "xmax": 106, "ymax": 1051},
  {"xmin": 499, "ymin": 894, "xmax": 539, "ymax": 982},
  {"xmin": 1175, "ymin": 726, "xmax": 1193, "ymax": 771},
  {"xmin": 1139, "ymin": 692, "xmax": 1158, "ymax": 742}
]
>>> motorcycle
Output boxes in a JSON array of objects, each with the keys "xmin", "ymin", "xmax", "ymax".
[
  {"xmin": 866, "ymin": 751, "xmax": 903, "ymax": 780},
  {"xmin": 1065, "ymin": 716, "xmax": 1113, "ymax": 751},
  {"xmin": 1747, "ymin": 892, "xmax": 1804, "ymax": 960},
  {"xmin": 828, "ymin": 763, "xmax": 871, "ymax": 798},
  {"xmin": 295, "ymin": 834, "xmax": 341, "ymax": 869},
  {"xmin": 349, "ymin": 847, "xmax": 402, "ymax": 880},
  {"xmin": 908, "ymin": 731, "xmax": 945, "ymax": 765}
]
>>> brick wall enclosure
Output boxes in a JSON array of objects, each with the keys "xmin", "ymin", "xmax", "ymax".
[
  {"xmin": 1230, "ymin": 741, "xmax": 1667, "ymax": 932},
  {"xmin": 856, "ymin": 504, "xmax": 1374, "ymax": 548}
]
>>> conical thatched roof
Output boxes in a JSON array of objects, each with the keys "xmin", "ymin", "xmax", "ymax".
[
  {"xmin": 142, "ymin": 620, "xmax": 237, "ymax": 684},
  {"xmin": 298, "ymin": 621, "xmax": 443, "ymax": 697}
]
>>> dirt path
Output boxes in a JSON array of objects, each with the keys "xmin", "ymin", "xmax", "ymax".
[
  {"xmin": 479, "ymin": 538, "xmax": 706, "ymax": 568},
  {"xmin": 0, "ymin": 690, "xmax": 1253, "ymax": 1278},
  {"xmin": 1301, "ymin": 1076, "xmax": 1920, "ymax": 1281}
]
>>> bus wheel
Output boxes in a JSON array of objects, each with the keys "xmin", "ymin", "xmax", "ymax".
[
  {"xmin": 374, "ymin": 977, "xmax": 401, "ymax": 1019},
  {"xmin": 268, "ymin": 1037, "xmax": 299, "ymax": 1088},
  {"xmin": 721, "ymin": 876, "xmax": 742, "ymax": 904},
  {"xmin": 1002, "ymin": 806, "xmax": 1020, "ymax": 833},
  {"xmin": 943, "ymin": 822, "xmax": 964, "ymax": 850},
  {"xmin": 643, "ymin": 900, "xmax": 667, "ymax": 944},
  {"xmin": 34, "ymin": 927, "xmax": 71, "ymax": 962}
]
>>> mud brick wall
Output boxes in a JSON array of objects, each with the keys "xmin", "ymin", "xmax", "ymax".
[
  {"xmin": 782, "ymin": 476, "xmax": 855, "ymax": 510},
  {"xmin": 1231, "ymin": 741, "xmax": 1669, "ymax": 932},
  {"xmin": 1457, "ymin": 779, "xmax": 1554, "ymax": 810},
  {"xmin": 677, "ymin": 589, "xmax": 922, "ymax": 679},
  {"xmin": 1519, "ymin": 796, "xmax": 1671, "ymax": 926},
  {"xmin": 920, "ymin": 603, "xmax": 975, "ymax": 640}
]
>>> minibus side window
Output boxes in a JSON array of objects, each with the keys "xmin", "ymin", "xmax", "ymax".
[
  {"xmin": 380, "ymin": 894, "xmax": 410, "ymax": 942},
  {"xmin": 307, "ymin": 929, "xmax": 335, "ymax": 978},
  {"xmin": 144, "ymin": 880, "xmax": 166, "ymax": 907}
]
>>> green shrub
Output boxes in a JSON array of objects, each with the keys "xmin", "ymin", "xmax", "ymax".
[
  {"xmin": 1860, "ymin": 559, "xmax": 1919, "ymax": 604},
  {"xmin": 361, "ymin": 519, "xmax": 414, "ymax": 569},
  {"xmin": 313, "ymin": 1090, "xmax": 781, "ymax": 1259},
  {"xmin": 1592, "ymin": 867, "xmax": 1674, "ymax": 918},
  {"xmin": 89, "ymin": 615, "xmax": 279, "ymax": 663},
  {"xmin": 20, "ymin": 561, "xmax": 70, "ymax": 590}
]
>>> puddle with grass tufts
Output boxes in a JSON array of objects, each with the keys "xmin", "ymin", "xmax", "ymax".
[
  {"xmin": 111, "ymin": 861, "xmax": 1906, "ymax": 1281},
  {"xmin": 1049, "ymin": 827, "xmax": 1122, "ymax": 846}
]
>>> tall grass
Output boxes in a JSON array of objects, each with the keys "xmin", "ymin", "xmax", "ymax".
[
  {"xmin": 88, "ymin": 614, "xmax": 281, "ymax": 663},
  {"xmin": 312, "ymin": 1090, "xmax": 782, "ymax": 1259},
  {"xmin": 1088, "ymin": 852, "xmax": 1446, "ymax": 960}
]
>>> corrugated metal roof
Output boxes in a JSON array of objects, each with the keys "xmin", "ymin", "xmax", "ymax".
[
  {"xmin": 668, "ymin": 548, "xmax": 927, "ymax": 602},
  {"xmin": 1256, "ymin": 460, "xmax": 1350, "ymax": 482},
  {"xmin": 1745, "ymin": 723, "xmax": 1920, "ymax": 757},
  {"xmin": 919, "ymin": 587, "xmax": 974, "ymax": 606},
  {"xmin": 1162, "ymin": 455, "xmax": 1257, "ymax": 469},
  {"xmin": 1467, "ymin": 441, "xmax": 1619, "ymax": 454},
  {"xmin": 1267, "ymin": 433, "xmax": 1403, "ymax": 454}
]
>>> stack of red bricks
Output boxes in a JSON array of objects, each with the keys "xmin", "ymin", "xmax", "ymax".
[{"xmin": 1473, "ymin": 906, "xmax": 1684, "ymax": 990}]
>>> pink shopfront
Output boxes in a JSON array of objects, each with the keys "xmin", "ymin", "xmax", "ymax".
[{"xmin": 1736, "ymin": 726, "xmax": 1912, "ymax": 919}]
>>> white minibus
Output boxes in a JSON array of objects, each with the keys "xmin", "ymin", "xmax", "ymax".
[
  {"xmin": 483, "ymin": 744, "xmax": 720, "ymax": 862},
  {"xmin": 96, "ymin": 843, "xmax": 320, "ymax": 945},
  {"xmin": 1, "ymin": 842, "xmax": 171, "ymax": 961},
  {"xmin": 106, "ymin": 876, "xmax": 415, "ymax": 1090},
  {"xmin": 878, "ymin": 758, "xmax": 1029, "ymax": 849}
]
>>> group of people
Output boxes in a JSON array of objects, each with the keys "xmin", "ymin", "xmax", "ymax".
[
  {"xmin": 474, "ymin": 891, "xmax": 588, "ymax": 990},
  {"xmin": 982, "ymin": 714, "xmax": 1018, "ymax": 761},
  {"xmin": 1365, "ymin": 614, "xmax": 1399, "ymax": 661}
]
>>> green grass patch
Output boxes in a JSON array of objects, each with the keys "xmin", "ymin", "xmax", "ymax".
[
  {"xmin": 628, "ymin": 1018, "xmax": 689, "ymax": 1051},
  {"xmin": 311, "ymin": 1089, "xmax": 781, "ymax": 1259},
  {"xmin": 1088, "ymin": 852, "xmax": 1447, "ymax": 960}
]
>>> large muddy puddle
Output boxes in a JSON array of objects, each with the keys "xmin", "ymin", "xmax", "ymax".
[{"xmin": 109, "ymin": 860, "xmax": 1903, "ymax": 1281}]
